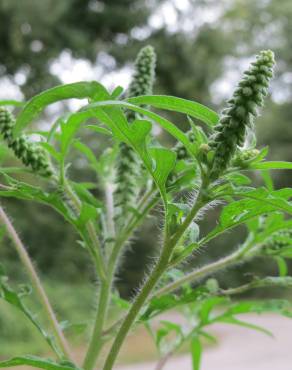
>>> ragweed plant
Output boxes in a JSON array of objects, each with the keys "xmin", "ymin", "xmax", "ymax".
[{"xmin": 1, "ymin": 47, "xmax": 292, "ymax": 370}]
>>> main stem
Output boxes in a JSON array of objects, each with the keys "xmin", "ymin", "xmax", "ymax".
[
  {"xmin": 103, "ymin": 186, "xmax": 205, "ymax": 370},
  {"xmin": 103, "ymin": 250, "xmax": 170, "ymax": 370},
  {"xmin": 83, "ymin": 187, "xmax": 158, "ymax": 370},
  {"xmin": 0, "ymin": 205, "xmax": 73, "ymax": 360}
]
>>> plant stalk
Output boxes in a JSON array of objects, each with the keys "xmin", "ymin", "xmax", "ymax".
[
  {"xmin": 83, "ymin": 181, "xmax": 116, "ymax": 370},
  {"xmin": 103, "ymin": 186, "xmax": 205, "ymax": 370},
  {"xmin": 0, "ymin": 205, "xmax": 73, "ymax": 361},
  {"xmin": 155, "ymin": 247, "xmax": 246, "ymax": 297},
  {"xmin": 83, "ymin": 187, "xmax": 158, "ymax": 370}
]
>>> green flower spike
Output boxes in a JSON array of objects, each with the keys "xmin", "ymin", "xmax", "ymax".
[
  {"xmin": 114, "ymin": 46, "xmax": 156, "ymax": 221},
  {"xmin": 208, "ymin": 50, "xmax": 275, "ymax": 179},
  {"xmin": 0, "ymin": 107, "xmax": 53, "ymax": 177}
]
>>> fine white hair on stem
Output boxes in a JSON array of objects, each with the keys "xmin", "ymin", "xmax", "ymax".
[{"xmin": 194, "ymin": 199, "xmax": 225, "ymax": 222}]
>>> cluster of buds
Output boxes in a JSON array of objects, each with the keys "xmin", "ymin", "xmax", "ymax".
[
  {"xmin": 263, "ymin": 229, "xmax": 292, "ymax": 255},
  {"xmin": 0, "ymin": 107, "xmax": 53, "ymax": 177},
  {"xmin": 114, "ymin": 46, "xmax": 156, "ymax": 221},
  {"xmin": 232, "ymin": 148, "xmax": 260, "ymax": 168},
  {"xmin": 174, "ymin": 130, "xmax": 196, "ymax": 160},
  {"xmin": 125, "ymin": 45, "xmax": 156, "ymax": 121},
  {"xmin": 208, "ymin": 50, "xmax": 275, "ymax": 179}
]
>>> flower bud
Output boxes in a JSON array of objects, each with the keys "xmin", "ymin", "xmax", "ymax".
[
  {"xmin": 115, "ymin": 46, "xmax": 156, "ymax": 223},
  {"xmin": 0, "ymin": 107, "xmax": 53, "ymax": 177},
  {"xmin": 208, "ymin": 50, "xmax": 275, "ymax": 179}
]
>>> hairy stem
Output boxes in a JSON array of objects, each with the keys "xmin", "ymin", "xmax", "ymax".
[
  {"xmin": 0, "ymin": 205, "xmax": 73, "ymax": 360},
  {"xmin": 155, "ymin": 247, "xmax": 245, "ymax": 297},
  {"xmin": 103, "ymin": 252, "xmax": 169, "ymax": 370},
  {"xmin": 83, "ymin": 189, "xmax": 158, "ymax": 369},
  {"xmin": 103, "ymin": 186, "xmax": 205, "ymax": 370},
  {"xmin": 83, "ymin": 181, "xmax": 116, "ymax": 370},
  {"xmin": 83, "ymin": 281, "xmax": 111, "ymax": 370}
]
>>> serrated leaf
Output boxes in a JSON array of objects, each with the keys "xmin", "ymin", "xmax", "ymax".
[
  {"xmin": 0, "ymin": 356, "xmax": 80, "ymax": 370},
  {"xmin": 127, "ymin": 95, "xmax": 219, "ymax": 127},
  {"xmin": 14, "ymin": 81, "xmax": 108, "ymax": 134}
]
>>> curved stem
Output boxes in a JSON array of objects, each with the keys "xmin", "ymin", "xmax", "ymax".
[{"xmin": 0, "ymin": 205, "xmax": 73, "ymax": 361}]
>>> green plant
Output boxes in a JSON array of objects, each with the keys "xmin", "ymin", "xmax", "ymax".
[{"xmin": 1, "ymin": 47, "xmax": 292, "ymax": 370}]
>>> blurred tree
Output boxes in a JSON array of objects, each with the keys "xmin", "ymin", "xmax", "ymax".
[{"xmin": 0, "ymin": 0, "xmax": 159, "ymax": 97}]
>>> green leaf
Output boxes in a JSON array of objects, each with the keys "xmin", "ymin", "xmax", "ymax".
[
  {"xmin": 140, "ymin": 288, "xmax": 208, "ymax": 321},
  {"xmin": 156, "ymin": 320, "xmax": 183, "ymax": 350},
  {"xmin": 14, "ymin": 81, "xmax": 108, "ymax": 134},
  {"xmin": 85, "ymin": 124, "xmax": 112, "ymax": 136},
  {"xmin": 86, "ymin": 102, "xmax": 176, "ymax": 210},
  {"xmin": 0, "ymin": 356, "xmax": 80, "ymax": 370},
  {"xmin": 82, "ymin": 100, "xmax": 197, "ymax": 158},
  {"xmin": 222, "ymin": 299, "xmax": 290, "ymax": 316},
  {"xmin": 0, "ymin": 281, "xmax": 60, "ymax": 355},
  {"xmin": 199, "ymin": 297, "xmax": 227, "ymax": 324},
  {"xmin": 110, "ymin": 86, "xmax": 124, "ymax": 99},
  {"xmin": 0, "ymin": 175, "xmax": 73, "ymax": 224},
  {"xmin": 60, "ymin": 111, "xmax": 92, "ymax": 158},
  {"xmin": 0, "ymin": 100, "xmax": 24, "ymax": 107},
  {"xmin": 204, "ymin": 188, "xmax": 292, "ymax": 244},
  {"xmin": 127, "ymin": 95, "xmax": 219, "ymax": 127},
  {"xmin": 260, "ymin": 170, "xmax": 274, "ymax": 191},
  {"xmin": 148, "ymin": 147, "xmax": 176, "ymax": 209},
  {"xmin": 225, "ymin": 172, "xmax": 251, "ymax": 186},
  {"xmin": 190, "ymin": 336, "xmax": 202, "ymax": 370},
  {"xmin": 218, "ymin": 317, "xmax": 273, "ymax": 337},
  {"xmin": 275, "ymin": 256, "xmax": 288, "ymax": 277},
  {"xmin": 74, "ymin": 141, "xmax": 99, "ymax": 171},
  {"xmin": 250, "ymin": 161, "xmax": 292, "ymax": 170},
  {"xmin": 76, "ymin": 202, "xmax": 99, "ymax": 228}
]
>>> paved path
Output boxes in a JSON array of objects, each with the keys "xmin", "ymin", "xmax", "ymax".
[{"xmin": 118, "ymin": 314, "xmax": 292, "ymax": 370}]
